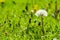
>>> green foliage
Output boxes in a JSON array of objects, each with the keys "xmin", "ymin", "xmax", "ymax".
[{"xmin": 0, "ymin": 0, "xmax": 60, "ymax": 40}]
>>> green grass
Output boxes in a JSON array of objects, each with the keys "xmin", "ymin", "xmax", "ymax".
[{"xmin": 0, "ymin": 0, "xmax": 60, "ymax": 40}]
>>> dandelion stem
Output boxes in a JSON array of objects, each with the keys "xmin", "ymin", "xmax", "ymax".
[
  {"xmin": 55, "ymin": 0, "xmax": 58, "ymax": 19},
  {"xmin": 41, "ymin": 16, "xmax": 44, "ymax": 35}
]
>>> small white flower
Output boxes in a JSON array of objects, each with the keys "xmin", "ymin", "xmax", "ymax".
[
  {"xmin": 53, "ymin": 38, "xmax": 57, "ymax": 40},
  {"xmin": 35, "ymin": 9, "xmax": 48, "ymax": 17}
]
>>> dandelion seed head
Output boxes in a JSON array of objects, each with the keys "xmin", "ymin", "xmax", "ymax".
[{"xmin": 35, "ymin": 9, "xmax": 48, "ymax": 17}]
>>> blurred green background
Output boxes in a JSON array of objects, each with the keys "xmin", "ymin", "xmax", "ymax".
[{"xmin": 0, "ymin": 0, "xmax": 60, "ymax": 40}]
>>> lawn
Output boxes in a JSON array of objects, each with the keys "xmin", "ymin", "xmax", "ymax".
[{"xmin": 0, "ymin": 0, "xmax": 60, "ymax": 40}]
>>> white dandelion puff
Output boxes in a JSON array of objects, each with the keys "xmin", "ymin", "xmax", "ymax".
[
  {"xmin": 35, "ymin": 9, "xmax": 48, "ymax": 35},
  {"xmin": 35, "ymin": 9, "xmax": 48, "ymax": 17}
]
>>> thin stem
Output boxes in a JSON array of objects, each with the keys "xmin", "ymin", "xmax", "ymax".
[
  {"xmin": 55, "ymin": 0, "xmax": 58, "ymax": 19},
  {"xmin": 41, "ymin": 16, "xmax": 44, "ymax": 35}
]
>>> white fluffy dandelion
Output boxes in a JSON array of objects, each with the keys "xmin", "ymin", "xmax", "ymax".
[
  {"xmin": 34, "ymin": 9, "xmax": 48, "ymax": 35},
  {"xmin": 35, "ymin": 9, "xmax": 48, "ymax": 17}
]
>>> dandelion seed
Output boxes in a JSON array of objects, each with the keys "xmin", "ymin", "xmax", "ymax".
[{"xmin": 35, "ymin": 9, "xmax": 48, "ymax": 17}]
